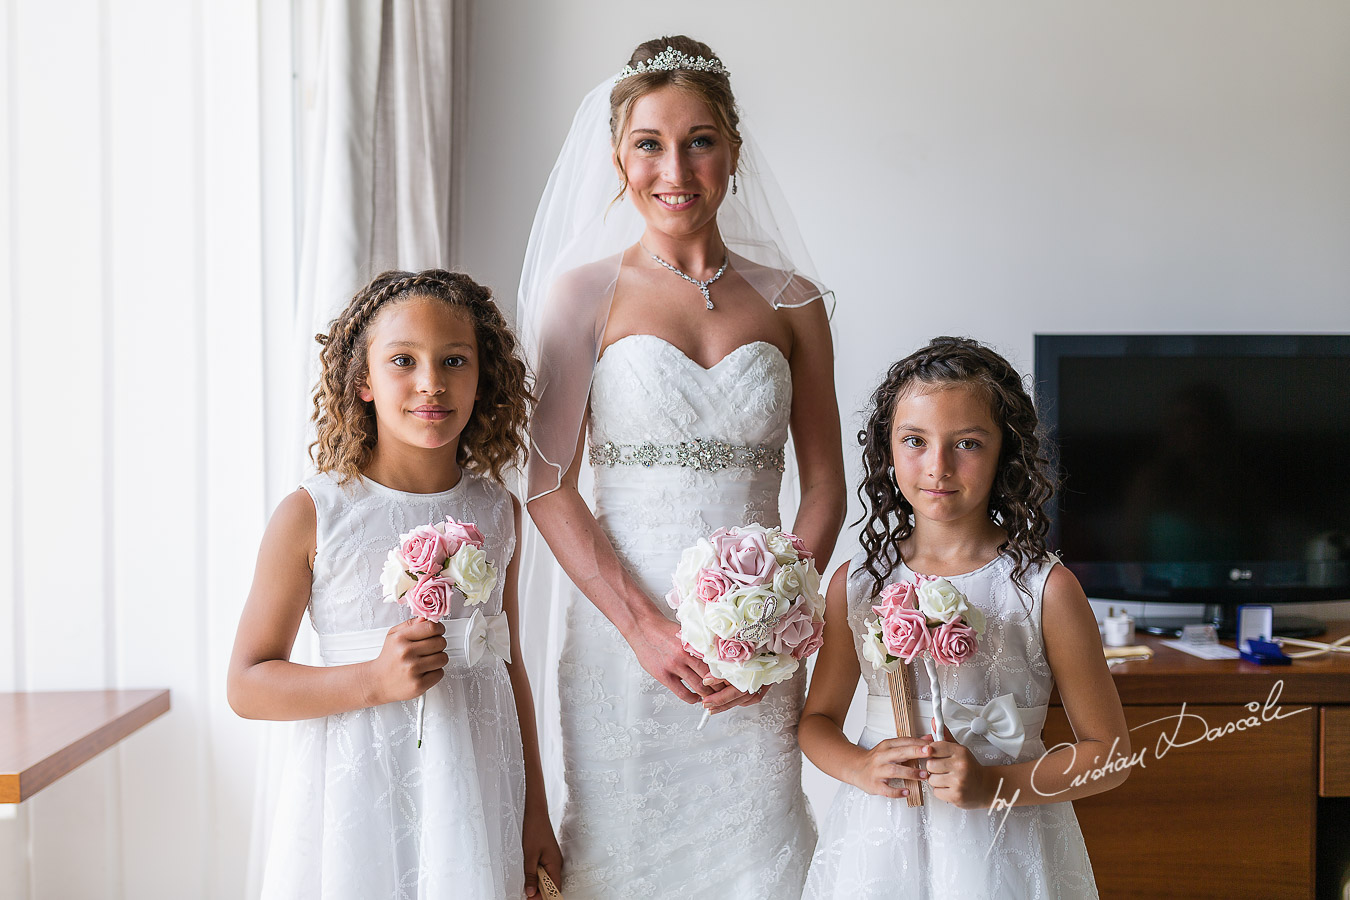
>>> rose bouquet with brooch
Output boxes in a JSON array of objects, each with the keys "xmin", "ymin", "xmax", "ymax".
[
  {"xmin": 666, "ymin": 524, "xmax": 825, "ymax": 729},
  {"xmin": 861, "ymin": 575, "xmax": 985, "ymax": 805},
  {"xmin": 380, "ymin": 516, "xmax": 498, "ymax": 746}
]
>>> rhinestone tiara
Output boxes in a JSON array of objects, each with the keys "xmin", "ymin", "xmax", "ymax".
[{"xmin": 614, "ymin": 46, "xmax": 730, "ymax": 84}]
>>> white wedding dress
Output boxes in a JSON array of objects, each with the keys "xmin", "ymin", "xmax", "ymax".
[{"xmin": 556, "ymin": 334, "xmax": 816, "ymax": 898}]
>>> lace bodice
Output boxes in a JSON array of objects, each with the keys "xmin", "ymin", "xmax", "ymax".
[
  {"xmin": 589, "ymin": 334, "xmax": 791, "ymax": 446},
  {"xmin": 304, "ymin": 470, "xmax": 515, "ymax": 635},
  {"xmin": 586, "ymin": 334, "xmax": 792, "ymax": 600}
]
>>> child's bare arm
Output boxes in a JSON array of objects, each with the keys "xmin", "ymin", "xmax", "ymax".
[
  {"xmin": 924, "ymin": 565, "xmax": 1131, "ymax": 809},
  {"xmin": 503, "ymin": 497, "xmax": 564, "ymax": 896},
  {"xmin": 227, "ymin": 489, "xmax": 448, "ymax": 720},
  {"xmin": 799, "ymin": 564, "xmax": 930, "ymax": 799}
]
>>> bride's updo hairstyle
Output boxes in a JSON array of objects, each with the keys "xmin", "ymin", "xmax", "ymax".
[{"xmin": 609, "ymin": 35, "xmax": 742, "ymax": 203}]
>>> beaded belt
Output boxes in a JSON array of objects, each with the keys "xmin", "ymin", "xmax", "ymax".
[{"xmin": 588, "ymin": 438, "xmax": 785, "ymax": 473}]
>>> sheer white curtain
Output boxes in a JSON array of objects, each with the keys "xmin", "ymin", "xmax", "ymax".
[{"xmin": 0, "ymin": 1, "xmax": 289, "ymax": 897}]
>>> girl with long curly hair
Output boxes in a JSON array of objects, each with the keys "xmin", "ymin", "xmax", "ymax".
[
  {"xmin": 228, "ymin": 270, "xmax": 562, "ymax": 899},
  {"xmin": 800, "ymin": 336, "xmax": 1128, "ymax": 899}
]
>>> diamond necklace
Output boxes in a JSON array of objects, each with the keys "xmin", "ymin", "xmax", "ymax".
[{"xmin": 640, "ymin": 240, "xmax": 729, "ymax": 310}]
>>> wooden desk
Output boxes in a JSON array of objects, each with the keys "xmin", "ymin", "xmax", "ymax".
[
  {"xmin": 0, "ymin": 690, "xmax": 171, "ymax": 803},
  {"xmin": 1046, "ymin": 622, "xmax": 1350, "ymax": 899}
]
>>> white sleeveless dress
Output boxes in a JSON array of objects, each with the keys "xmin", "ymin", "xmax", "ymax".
[
  {"xmin": 260, "ymin": 470, "xmax": 526, "ymax": 900},
  {"xmin": 556, "ymin": 334, "xmax": 815, "ymax": 898},
  {"xmin": 803, "ymin": 552, "xmax": 1099, "ymax": 899}
]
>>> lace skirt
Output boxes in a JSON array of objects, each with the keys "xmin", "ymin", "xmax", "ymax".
[
  {"xmin": 556, "ymin": 593, "xmax": 815, "ymax": 899},
  {"xmin": 260, "ymin": 663, "xmax": 526, "ymax": 899},
  {"xmin": 803, "ymin": 729, "xmax": 1097, "ymax": 900}
]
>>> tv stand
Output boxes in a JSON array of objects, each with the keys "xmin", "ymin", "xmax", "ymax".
[{"xmin": 1136, "ymin": 603, "xmax": 1327, "ymax": 639}]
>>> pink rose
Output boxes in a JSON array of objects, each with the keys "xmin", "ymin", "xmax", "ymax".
[
  {"xmin": 694, "ymin": 567, "xmax": 734, "ymax": 604},
  {"xmin": 878, "ymin": 606, "xmax": 930, "ymax": 663},
  {"xmin": 874, "ymin": 581, "xmax": 916, "ymax": 618},
  {"xmin": 783, "ymin": 531, "xmax": 814, "ymax": 560},
  {"xmin": 665, "ymin": 587, "xmax": 683, "ymax": 611},
  {"xmin": 682, "ymin": 638, "xmax": 705, "ymax": 660},
  {"xmin": 400, "ymin": 525, "xmax": 449, "ymax": 575},
  {"xmin": 930, "ymin": 620, "xmax": 979, "ymax": 665},
  {"xmin": 712, "ymin": 530, "xmax": 778, "ymax": 586},
  {"xmin": 715, "ymin": 637, "xmax": 755, "ymax": 663},
  {"xmin": 791, "ymin": 621, "xmax": 825, "ymax": 660},
  {"xmin": 407, "ymin": 574, "xmax": 455, "ymax": 621},
  {"xmin": 766, "ymin": 605, "xmax": 816, "ymax": 656},
  {"xmin": 441, "ymin": 517, "xmax": 484, "ymax": 555}
]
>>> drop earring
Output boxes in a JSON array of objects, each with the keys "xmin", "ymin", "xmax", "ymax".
[{"xmin": 731, "ymin": 173, "xmax": 738, "ymax": 195}]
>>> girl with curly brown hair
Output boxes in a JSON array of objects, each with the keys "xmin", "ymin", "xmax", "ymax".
[
  {"xmin": 800, "ymin": 336, "xmax": 1128, "ymax": 899},
  {"xmin": 228, "ymin": 270, "xmax": 562, "ymax": 899}
]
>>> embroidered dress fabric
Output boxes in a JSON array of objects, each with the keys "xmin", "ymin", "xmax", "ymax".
[
  {"xmin": 803, "ymin": 553, "xmax": 1099, "ymax": 900},
  {"xmin": 555, "ymin": 334, "xmax": 816, "ymax": 898},
  {"xmin": 260, "ymin": 471, "xmax": 526, "ymax": 900}
]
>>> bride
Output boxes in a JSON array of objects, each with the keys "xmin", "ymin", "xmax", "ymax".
[{"xmin": 520, "ymin": 35, "xmax": 845, "ymax": 897}]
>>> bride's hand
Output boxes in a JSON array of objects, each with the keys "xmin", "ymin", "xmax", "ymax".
[
  {"xmin": 627, "ymin": 612, "xmax": 713, "ymax": 703},
  {"xmin": 700, "ymin": 680, "xmax": 767, "ymax": 715}
]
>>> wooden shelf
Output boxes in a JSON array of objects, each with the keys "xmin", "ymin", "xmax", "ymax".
[{"xmin": 0, "ymin": 689, "xmax": 171, "ymax": 803}]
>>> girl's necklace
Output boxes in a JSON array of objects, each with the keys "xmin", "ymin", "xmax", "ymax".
[{"xmin": 640, "ymin": 240, "xmax": 728, "ymax": 310}]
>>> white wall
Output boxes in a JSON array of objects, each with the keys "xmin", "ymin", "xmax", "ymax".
[
  {"xmin": 458, "ymin": 1, "xmax": 1350, "ymax": 815},
  {"xmin": 2, "ymin": 1, "xmax": 292, "ymax": 897}
]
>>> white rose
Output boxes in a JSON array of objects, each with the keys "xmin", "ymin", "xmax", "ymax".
[
  {"xmin": 860, "ymin": 617, "xmax": 900, "ymax": 673},
  {"xmin": 771, "ymin": 561, "xmax": 808, "ymax": 603},
  {"xmin": 445, "ymin": 544, "xmax": 497, "ymax": 606},
  {"xmin": 964, "ymin": 604, "xmax": 988, "ymax": 636},
  {"xmin": 916, "ymin": 577, "xmax": 970, "ymax": 624},
  {"xmin": 676, "ymin": 595, "xmax": 716, "ymax": 658},
  {"xmin": 380, "ymin": 550, "xmax": 415, "ymax": 602},
  {"xmin": 765, "ymin": 530, "xmax": 798, "ymax": 565},
  {"xmin": 708, "ymin": 652, "xmax": 800, "ymax": 693},
  {"xmin": 727, "ymin": 584, "xmax": 777, "ymax": 626},
  {"xmin": 702, "ymin": 601, "xmax": 746, "ymax": 639},
  {"xmin": 672, "ymin": 538, "xmax": 717, "ymax": 601}
]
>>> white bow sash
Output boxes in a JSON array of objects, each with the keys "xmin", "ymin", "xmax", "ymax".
[
  {"xmin": 449, "ymin": 609, "xmax": 512, "ymax": 667},
  {"xmin": 863, "ymin": 692, "xmax": 1047, "ymax": 760},
  {"xmin": 939, "ymin": 694, "xmax": 1027, "ymax": 758},
  {"xmin": 318, "ymin": 611, "xmax": 511, "ymax": 668}
]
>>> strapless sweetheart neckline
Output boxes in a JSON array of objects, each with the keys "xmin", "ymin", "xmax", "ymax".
[{"xmin": 598, "ymin": 333, "xmax": 788, "ymax": 372}]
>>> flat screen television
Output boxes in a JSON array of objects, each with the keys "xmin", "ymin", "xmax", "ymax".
[{"xmin": 1035, "ymin": 334, "xmax": 1350, "ymax": 637}]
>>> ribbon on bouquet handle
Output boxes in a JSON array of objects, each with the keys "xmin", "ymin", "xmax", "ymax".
[{"xmin": 922, "ymin": 656, "xmax": 947, "ymax": 740}]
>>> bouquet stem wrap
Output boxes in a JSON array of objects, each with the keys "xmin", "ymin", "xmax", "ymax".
[{"xmin": 886, "ymin": 666, "xmax": 925, "ymax": 808}]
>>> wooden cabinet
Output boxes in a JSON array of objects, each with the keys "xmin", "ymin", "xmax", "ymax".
[{"xmin": 1048, "ymin": 624, "xmax": 1350, "ymax": 899}]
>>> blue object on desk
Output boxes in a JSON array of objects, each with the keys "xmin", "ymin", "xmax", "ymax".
[
  {"xmin": 1240, "ymin": 638, "xmax": 1292, "ymax": 665},
  {"xmin": 1237, "ymin": 605, "xmax": 1292, "ymax": 665}
]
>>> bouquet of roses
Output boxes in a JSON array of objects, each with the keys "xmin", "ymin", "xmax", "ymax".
[
  {"xmin": 666, "ymin": 524, "xmax": 825, "ymax": 728},
  {"xmin": 861, "ymin": 575, "xmax": 985, "ymax": 804},
  {"xmin": 380, "ymin": 516, "xmax": 499, "ymax": 746},
  {"xmin": 862, "ymin": 576, "xmax": 986, "ymax": 731}
]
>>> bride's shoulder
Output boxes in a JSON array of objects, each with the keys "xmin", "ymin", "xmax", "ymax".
[
  {"xmin": 550, "ymin": 254, "xmax": 623, "ymax": 303},
  {"xmin": 729, "ymin": 252, "xmax": 829, "ymax": 311}
]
